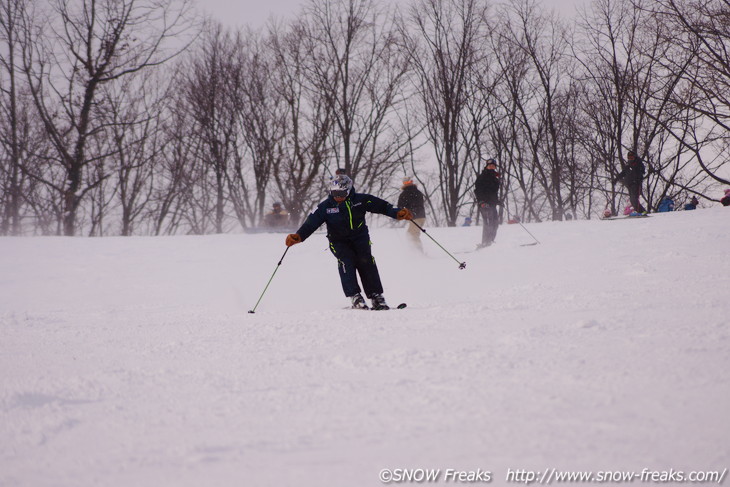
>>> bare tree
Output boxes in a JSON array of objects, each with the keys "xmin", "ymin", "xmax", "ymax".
[
  {"xmin": 491, "ymin": 0, "xmax": 576, "ymax": 221},
  {"xmin": 21, "ymin": 0, "xmax": 197, "ymax": 235},
  {"xmin": 573, "ymin": 0, "xmax": 715, "ymax": 214},
  {"xmin": 268, "ymin": 19, "xmax": 334, "ymax": 224},
  {"xmin": 233, "ymin": 30, "xmax": 283, "ymax": 228},
  {"xmin": 302, "ymin": 0, "xmax": 413, "ymax": 194},
  {"xmin": 182, "ymin": 23, "xmax": 242, "ymax": 233},
  {"xmin": 405, "ymin": 0, "xmax": 493, "ymax": 226},
  {"xmin": 645, "ymin": 0, "xmax": 730, "ymax": 188},
  {"xmin": 147, "ymin": 83, "xmax": 196, "ymax": 236},
  {"xmin": 0, "ymin": 0, "xmax": 30, "ymax": 234},
  {"xmin": 101, "ymin": 71, "xmax": 170, "ymax": 236}
]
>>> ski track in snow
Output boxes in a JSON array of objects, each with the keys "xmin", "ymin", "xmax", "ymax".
[{"xmin": 1, "ymin": 208, "xmax": 728, "ymax": 486}]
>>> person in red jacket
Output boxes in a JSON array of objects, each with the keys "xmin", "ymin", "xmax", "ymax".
[{"xmin": 721, "ymin": 189, "xmax": 730, "ymax": 207}]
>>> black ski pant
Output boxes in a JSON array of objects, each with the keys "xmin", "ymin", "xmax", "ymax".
[
  {"xmin": 479, "ymin": 202, "xmax": 499, "ymax": 245},
  {"xmin": 329, "ymin": 234, "xmax": 383, "ymax": 298},
  {"xmin": 626, "ymin": 183, "xmax": 646, "ymax": 213}
]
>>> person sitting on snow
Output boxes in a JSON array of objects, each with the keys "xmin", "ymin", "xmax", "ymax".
[
  {"xmin": 721, "ymin": 189, "xmax": 730, "ymax": 207},
  {"xmin": 657, "ymin": 196, "xmax": 675, "ymax": 213},
  {"xmin": 285, "ymin": 175, "xmax": 412, "ymax": 310},
  {"xmin": 684, "ymin": 196, "xmax": 699, "ymax": 211}
]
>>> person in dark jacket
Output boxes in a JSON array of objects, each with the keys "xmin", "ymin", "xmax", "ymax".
[
  {"xmin": 614, "ymin": 150, "xmax": 646, "ymax": 214},
  {"xmin": 397, "ymin": 177, "xmax": 426, "ymax": 252},
  {"xmin": 285, "ymin": 175, "xmax": 413, "ymax": 310},
  {"xmin": 263, "ymin": 202, "xmax": 289, "ymax": 228},
  {"xmin": 684, "ymin": 196, "xmax": 699, "ymax": 211},
  {"xmin": 474, "ymin": 158, "xmax": 501, "ymax": 248}
]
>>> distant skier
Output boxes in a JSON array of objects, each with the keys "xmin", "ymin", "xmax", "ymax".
[
  {"xmin": 684, "ymin": 196, "xmax": 699, "ymax": 211},
  {"xmin": 397, "ymin": 177, "xmax": 426, "ymax": 252},
  {"xmin": 614, "ymin": 150, "xmax": 646, "ymax": 214},
  {"xmin": 263, "ymin": 202, "xmax": 289, "ymax": 228},
  {"xmin": 721, "ymin": 189, "xmax": 730, "ymax": 207},
  {"xmin": 285, "ymin": 175, "xmax": 413, "ymax": 310},
  {"xmin": 474, "ymin": 158, "xmax": 502, "ymax": 248}
]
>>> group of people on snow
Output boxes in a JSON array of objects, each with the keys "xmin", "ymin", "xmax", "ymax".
[
  {"xmin": 635, "ymin": 189, "xmax": 727, "ymax": 214},
  {"xmin": 604, "ymin": 151, "xmax": 730, "ymax": 216},
  {"xmin": 608, "ymin": 150, "xmax": 730, "ymax": 216},
  {"xmin": 273, "ymin": 151, "xmax": 727, "ymax": 310},
  {"xmin": 280, "ymin": 159, "xmax": 502, "ymax": 310}
]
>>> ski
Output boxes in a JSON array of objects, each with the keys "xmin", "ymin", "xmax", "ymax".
[
  {"xmin": 456, "ymin": 242, "xmax": 537, "ymax": 253},
  {"xmin": 455, "ymin": 244, "xmax": 491, "ymax": 254},
  {"xmin": 602, "ymin": 214, "xmax": 650, "ymax": 220},
  {"xmin": 344, "ymin": 302, "xmax": 407, "ymax": 310},
  {"xmin": 371, "ymin": 302, "xmax": 407, "ymax": 311}
]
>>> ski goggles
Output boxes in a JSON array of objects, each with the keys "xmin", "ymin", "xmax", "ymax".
[{"xmin": 331, "ymin": 190, "xmax": 348, "ymax": 198}]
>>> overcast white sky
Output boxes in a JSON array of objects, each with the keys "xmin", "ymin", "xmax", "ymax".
[{"xmin": 197, "ymin": 0, "xmax": 585, "ymax": 30}]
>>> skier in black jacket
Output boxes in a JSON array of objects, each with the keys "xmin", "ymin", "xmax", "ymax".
[
  {"xmin": 474, "ymin": 158, "xmax": 501, "ymax": 248},
  {"xmin": 397, "ymin": 178, "xmax": 426, "ymax": 252},
  {"xmin": 614, "ymin": 150, "xmax": 646, "ymax": 214},
  {"xmin": 285, "ymin": 175, "xmax": 413, "ymax": 310}
]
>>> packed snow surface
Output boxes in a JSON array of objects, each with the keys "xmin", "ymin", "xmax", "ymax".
[{"xmin": 1, "ymin": 208, "xmax": 728, "ymax": 486}]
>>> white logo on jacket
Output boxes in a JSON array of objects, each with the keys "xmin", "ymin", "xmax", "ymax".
[{"xmin": 327, "ymin": 208, "xmax": 340, "ymax": 214}]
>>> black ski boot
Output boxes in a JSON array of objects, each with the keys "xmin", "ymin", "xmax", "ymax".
[
  {"xmin": 350, "ymin": 293, "xmax": 369, "ymax": 310},
  {"xmin": 370, "ymin": 293, "xmax": 390, "ymax": 310}
]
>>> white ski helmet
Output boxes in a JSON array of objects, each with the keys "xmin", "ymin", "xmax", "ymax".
[{"xmin": 330, "ymin": 174, "xmax": 353, "ymax": 198}]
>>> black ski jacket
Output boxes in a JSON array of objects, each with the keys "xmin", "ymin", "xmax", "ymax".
[
  {"xmin": 474, "ymin": 169, "xmax": 501, "ymax": 205},
  {"xmin": 397, "ymin": 185, "xmax": 426, "ymax": 219},
  {"xmin": 296, "ymin": 191, "xmax": 400, "ymax": 242},
  {"xmin": 616, "ymin": 158, "xmax": 645, "ymax": 187}
]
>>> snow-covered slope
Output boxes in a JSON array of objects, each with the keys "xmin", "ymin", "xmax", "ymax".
[{"xmin": 1, "ymin": 208, "xmax": 728, "ymax": 486}]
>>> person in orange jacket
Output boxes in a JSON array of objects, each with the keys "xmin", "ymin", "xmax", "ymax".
[{"xmin": 397, "ymin": 177, "xmax": 427, "ymax": 252}]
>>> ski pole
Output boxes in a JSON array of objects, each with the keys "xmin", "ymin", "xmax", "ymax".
[
  {"xmin": 504, "ymin": 206, "xmax": 540, "ymax": 246},
  {"xmin": 248, "ymin": 247, "xmax": 290, "ymax": 314},
  {"xmin": 409, "ymin": 220, "xmax": 466, "ymax": 270}
]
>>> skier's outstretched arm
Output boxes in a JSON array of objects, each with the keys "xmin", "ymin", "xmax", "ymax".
[
  {"xmin": 286, "ymin": 205, "xmax": 326, "ymax": 246},
  {"xmin": 363, "ymin": 194, "xmax": 406, "ymax": 219}
]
